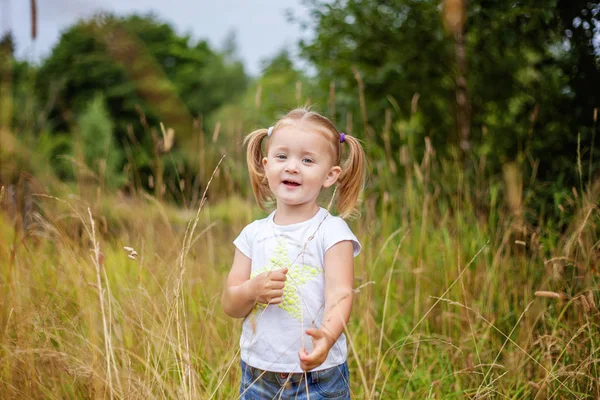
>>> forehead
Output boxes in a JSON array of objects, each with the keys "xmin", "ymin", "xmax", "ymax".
[{"xmin": 269, "ymin": 122, "xmax": 336, "ymax": 154}]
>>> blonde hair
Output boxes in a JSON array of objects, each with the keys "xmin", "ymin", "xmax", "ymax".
[{"xmin": 243, "ymin": 108, "xmax": 367, "ymax": 219}]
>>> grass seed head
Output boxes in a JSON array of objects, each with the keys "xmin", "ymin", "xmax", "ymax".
[
  {"xmin": 124, "ymin": 246, "xmax": 138, "ymax": 260},
  {"xmin": 534, "ymin": 291, "xmax": 564, "ymax": 300}
]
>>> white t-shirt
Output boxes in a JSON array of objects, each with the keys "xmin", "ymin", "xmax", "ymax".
[{"xmin": 233, "ymin": 207, "xmax": 361, "ymax": 373}]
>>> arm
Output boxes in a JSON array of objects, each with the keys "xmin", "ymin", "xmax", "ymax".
[
  {"xmin": 221, "ymin": 249, "xmax": 255, "ymax": 318},
  {"xmin": 299, "ymin": 240, "xmax": 354, "ymax": 371},
  {"xmin": 221, "ymin": 248, "xmax": 288, "ymax": 319}
]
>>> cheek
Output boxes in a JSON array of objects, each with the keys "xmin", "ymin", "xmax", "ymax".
[
  {"xmin": 264, "ymin": 165, "xmax": 280, "ymax": 185},
  {"xmin": 267, "ymin": 163, "xmax": 281, "ymax": 176}
]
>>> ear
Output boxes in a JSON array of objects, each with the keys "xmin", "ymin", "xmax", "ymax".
[
  {"xmin": 323, "ymin": 166, "xmax": 342, "ymax": 188},
  {"xmin": 262, "ymin": 157, "xmax": 268, "ymax": 168}
]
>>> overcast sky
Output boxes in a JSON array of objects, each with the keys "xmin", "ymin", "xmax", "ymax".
[{"xmin": 0, "ymin": 0, "xmax": 312, "ymax": 75}]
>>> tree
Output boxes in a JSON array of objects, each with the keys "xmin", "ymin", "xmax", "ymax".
[
  {"xmin": 78, "ymin": 94, "xmax": 124, "ymax": 189},
  {"xmin": 299, "ymin": 0, "xmax": 600, "ymax": 211},
  {"xmin": 0, "ymin": 33, "xmax": 15, "ymax": 130},
  {"xmin": 300, "ymin": 0, "xmax": 455, "ymax": 145},
  {"xmin": 37, "ymin": 13, "xmax": 248, "ymax": 156},
  {"xmin": 211, "ymin": 50, "xmax": 319, "ymax": 130}
]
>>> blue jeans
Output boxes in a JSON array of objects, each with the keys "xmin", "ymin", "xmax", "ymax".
[{"xmin": 240, "ymin": 360, "xmax": 351, "ymax": 399}]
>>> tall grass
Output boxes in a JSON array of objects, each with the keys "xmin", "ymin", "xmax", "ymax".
[{"xmin": 0, "ymin": 118, "xmax": 598, "ymax": 399}]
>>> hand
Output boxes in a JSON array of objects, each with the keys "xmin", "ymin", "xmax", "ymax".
[
  {"xmin": 298, "ymin": 328, "xmax": 336, "ymax": 371},
  {"xmin": 250, "ymin": 268, "xmax": 287, "ymax": 305}
]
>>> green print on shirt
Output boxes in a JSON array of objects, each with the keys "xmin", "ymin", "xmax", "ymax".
[{"xmin": 251, "ymin": 237, "xmax": 320, "ymax": 320}]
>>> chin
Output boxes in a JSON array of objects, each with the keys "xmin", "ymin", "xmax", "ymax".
[
  {"xmin": 279, "ymin": 198, "xmax": 303, "ymax": 206},
  {"xmin": 276, "ymin": 195, "xmax": 305, "ymax": 206}
]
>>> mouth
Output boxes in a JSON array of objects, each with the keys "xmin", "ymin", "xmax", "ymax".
[{"xmin": 282, "ymin": 179, "xmax": 301, "ymax": 187}]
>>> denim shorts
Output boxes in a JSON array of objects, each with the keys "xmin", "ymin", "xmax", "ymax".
[{"xmin": 239, "ymin": 360, "xmax": 351, "ymax": 399}]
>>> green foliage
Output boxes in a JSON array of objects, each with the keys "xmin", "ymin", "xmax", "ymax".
[
  {"xmin": 3, "ymin": 4, "xmax": 598, "ymax": 227},
  {"xmin": 78, "ymin": 95, "xmax": 125, "ymax": 189},
  {"xmin": 0, "ymin": 129, "xmax": 72, "ymax": 189},
  {"xmin": 212, "ymin": 50, "xmax": 319, "ymax": 128},
  {"xmin": 35, "ymin": 131, "xmax": 73, "ymax": 180},
  {"xmin": 300, "ymin": 0, "xmax": 455, "ymax": 138},
  {"xmin": 37, "ymin": 13, "xmax": 248, "ymax": 152},
  {"xmin": 300, "ymin": 0, "xmax": 600, "ymax": 222},
  {"xmin": 0, "ymin": 33, "xmax": 40, "ymax": 133}
]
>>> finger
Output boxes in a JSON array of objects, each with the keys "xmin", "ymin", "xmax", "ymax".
[
  {"xmin": 271, "ymin": 272, "xmax": 287, "ymax": 282},
  {"xmin": 269, "ymin": 294, "xmax": 284, "ymax": 303},
  {"xmin": 301, "ymin": 362, "xmax": 314, "ymax": 372},
  {"xmin": 269, "ymin": 281, "xmax": 285, "ymax": 290},
  {"xmin": 302, "ymin": 355, "xmax": 324, "ymax": 372},
  {"xmin": 298, "ymin": 346, "xmax": 309, "ymax": 359},
  {"xmin": 300, "ymin": 361, "xmax": 309, "ymax": 372},
  {"xmin": 300, "ymin": 360, "xmax": 317, "ymax": 372},
  {"xmin": 298, "ymin": 349, "xmax": 311, "ymax": 371},
  {"xmin": 266, "ymin": 281, "xmax": 284, "ymax": 289},
  {"xmin": 305, "ymin": 328, "xmax": 323, "ymax": 339},
  {"xmin": 274, "ymin": 268, "xmax": 288, "ymax": 278},
  {"xmin": 299, "ymin": 348, "xmax": 317, "ymax": 363}
]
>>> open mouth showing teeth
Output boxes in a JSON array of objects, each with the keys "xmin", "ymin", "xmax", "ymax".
[{"xmin": 283, "ymin": 180, "xmax": 301, "ymax": 186}]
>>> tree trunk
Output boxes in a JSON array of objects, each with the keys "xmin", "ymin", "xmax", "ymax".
[
  {"xmin": 455, "ymin": 28, "xmax": 471, "ymax": 153},
  {"xmin": 443, "ymin": 0, "xmax": 471, "ymax": 155}
]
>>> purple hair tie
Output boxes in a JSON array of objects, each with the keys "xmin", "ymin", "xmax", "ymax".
[{"xmin": 340, "ymin": 133, "xmax": 346, "ymax": 143}]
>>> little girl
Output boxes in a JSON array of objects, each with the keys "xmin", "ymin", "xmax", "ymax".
[{"xmin": 221, "ymin": 108, "xmax": 367, "ymax": 399}]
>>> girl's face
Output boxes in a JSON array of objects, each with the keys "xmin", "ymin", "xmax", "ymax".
[{"xmin": 262, "ymin": 123, "xmax": 341, "ymax": 210}]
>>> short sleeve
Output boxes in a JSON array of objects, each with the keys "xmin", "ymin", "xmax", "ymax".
[
  {"xmin": 233, "ymin": 221, "xmax": 257, "ymax": 259},
  {"xmin": 321, "ymin": 216, "xmax": 361, "ymax": 257}
]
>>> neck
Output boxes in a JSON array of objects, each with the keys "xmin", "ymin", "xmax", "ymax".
[{"xmin": 273, "ymin": 201, "xmax": 320, "ymax": 225}]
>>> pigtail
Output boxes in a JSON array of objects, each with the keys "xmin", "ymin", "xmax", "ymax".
[
  {"xmin": 336, "ymin": 134, "xmax": 367, "ymax": 219},
  {"xmin": 243, "ymin": 128, "xmax": 273, "ymax": 211}
]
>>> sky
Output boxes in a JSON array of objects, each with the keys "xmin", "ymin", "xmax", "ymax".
[{"xmin": 0, "ymin": 0, "xmax": 312, "ymax": 75}]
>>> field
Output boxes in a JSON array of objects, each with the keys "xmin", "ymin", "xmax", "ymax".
[
  {"xmin": 1, "ymin": 134, "xmax": 599, "ymax": 399},
  {"xmin": 1, "ymin": 1, "xmax": 599, "ymax": 398}
]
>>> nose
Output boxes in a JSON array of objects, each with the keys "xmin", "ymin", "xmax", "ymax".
[{"xmin": 285, "ymin": 159, "xmax": 300, "ymax": 174}]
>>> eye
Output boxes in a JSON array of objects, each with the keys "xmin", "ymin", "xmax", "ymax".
[
  {"xmin": 275, "ymin": 154, "xmax": 287, "ymax": 160},
  {"xmin": 302, "ymin": 158, "xmax": 314, "ymax": 164}
]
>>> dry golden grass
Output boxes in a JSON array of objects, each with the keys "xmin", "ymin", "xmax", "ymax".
[{"xmin": 0, "ymin": 143, "xmax": 599, "ymax": 399}]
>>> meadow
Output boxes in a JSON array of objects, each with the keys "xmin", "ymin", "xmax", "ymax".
[
  {"xmin": 1, "ymin": 119, "xmax": 598, "ymax": 399},
  {"xmin": 1, "ymin": 1, "xmax": 599, "ymax": 397}
]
